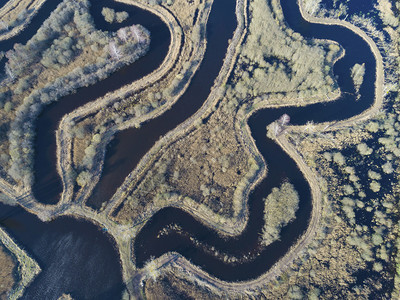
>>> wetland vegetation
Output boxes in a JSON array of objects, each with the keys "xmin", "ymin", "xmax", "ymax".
[{"xmin": 0, "ymin": 0, "xmax": 399, "ymax": 298}]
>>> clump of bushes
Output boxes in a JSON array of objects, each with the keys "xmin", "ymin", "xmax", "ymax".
[
  {"xmin": 101, "ymin": 7, "xmax": 129, "ymax": 24},
  {"xmin": 350, "ymin": 63, "xmax": 365, "ymax": 94},
  {"xmin": 261, "ymin": 181, "xmax": 299, "ymax": 246}
]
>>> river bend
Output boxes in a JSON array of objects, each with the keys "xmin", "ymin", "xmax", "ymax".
[{"xmin": 0, "ymin": 0, "xmax": 378, "ymax": 294}]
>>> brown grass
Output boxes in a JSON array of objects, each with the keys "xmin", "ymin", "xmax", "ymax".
[
  {"xmin": 0, "ymin": 245, "xmax": 16, "ymax": 300},
  {"xmin": 115, "ymin": 99, "xmax": 250, "ymax": 223}
]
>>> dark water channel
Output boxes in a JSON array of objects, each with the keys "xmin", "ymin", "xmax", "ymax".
[
  {"xmin": 32, "ymin": 0, "xmax": 170, "ymax": 204},
  {"xmin": 0, "ymin": 0, "xmax": 171, "ymax": 298},
  {"xmin": 134, "ymin": 0, "xmax": 377, "ymax": 281},
  {"xmin": 0, "ymin": 0, "xmax": 378, "ymax": 296},
  {"xmin": 0, "ymin": 203, "xmax": 123, "ymax": 299},
  {"xmin": 87, "ymin": 0, "xmax": 237, "ymax": 208}
]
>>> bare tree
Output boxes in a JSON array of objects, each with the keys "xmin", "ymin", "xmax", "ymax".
[
  {"xmin": 130, "ymin": 25, "xmax": 143, "ymax": 42},
  {"xmin": 0, "ymin": 20, "xmax": 9, "ymax": 31},
  {"xmin": 5, "ymin": 65, "xmax": 15, "ymax": 80},
  {"xmin": 117, "ymin": 28, "xmax": 128, "ymax": 42},
  {"xmin": 109, "ymin": 42, "xmax": 122, "ymax": 60}
]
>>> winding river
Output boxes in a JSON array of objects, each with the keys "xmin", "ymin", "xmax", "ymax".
[
  {"xmin": 0, "ymin": 0, "xmax": 378, "ymax": 296},
  {"xmin": 32, "ymin": 0, "xmax": 171, "ymax": 204},
  {"xmin": 134, "ymin": 0, "xmax": 377, "ymax": 281},
  {"xmin": 0, "ymin": 0, "xmax": 172, "ymax": 298}
]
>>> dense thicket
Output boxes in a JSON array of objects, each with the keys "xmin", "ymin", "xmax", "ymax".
[{"xmin": 261, "ymin": 181, "xmax": 299, "ymax": 246}]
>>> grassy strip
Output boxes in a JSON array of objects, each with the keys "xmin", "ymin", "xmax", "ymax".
[{"xmin": 0, "ymin": 227, "xmax": 41, "ymax": 300}]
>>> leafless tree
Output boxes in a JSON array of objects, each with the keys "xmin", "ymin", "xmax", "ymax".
[
  {"xmin": 109, "ymin": 42, "xmax": 122, "ymax": 60},
  {"xmin": 130, "ymin": 25, "xmax": 143, "ymax": 42},
  {"xmin": 5, "ymin": 65, "xmax": 15, "ymax": 80},
  {"xmin": 117, "ymin": 28, "xmax": 128, "ymax": 42},
  {"xmin": 0, "ymin": 20, "xmax": 9, "ymax": 31}
]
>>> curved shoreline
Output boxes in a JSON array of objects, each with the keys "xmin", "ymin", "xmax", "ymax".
[
  {"xmin": 55, "ymin": 0, "xmax": 183, "ymax": 208},
  {"xmin": 0, "ymin": 227, "xmax": 41, "ymax": 299},
  {"xmin": 132, "ymin": 0, "xmax": 385, "ymax": 292},
  {"xmin": 0, "ymin": 0, "xmax": 233, "ymax": 297},
  {"xmin": 106, "ymin": 0, "xmax": 248, "ymax": 235},
  {"xmin": 0, "ymin": 0, "xmax": 47, "ymax": 42},
  {"xmin": 0, "ymin": 0, "xmax": 386, "ymax": 296},
  {"xmin": 296, "ymin": 0, "xmax": 384, "ymax": 130},
  {"xmin": 71, "ymin": 0, "xmax": 211, "ymax": 210}
]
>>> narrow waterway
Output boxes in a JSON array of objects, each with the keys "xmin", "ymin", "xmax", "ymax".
[
  {"xmin": 32, "ymin": 0, "xmax": 170, "ymax": 204},
  {"xmin": 87, "ymin": 0, "xmax": 237, "ymax": 209},
  {"xmin": 134, "ymin": 0, "xmax": 377, "ymax": 281},
  {"xmin": 0, "ymin": 0, "xmax": 378, "ymax": 295},
  {"xmin": 0, "ymin": 0, "xmax": 171, "ymax": 298}
]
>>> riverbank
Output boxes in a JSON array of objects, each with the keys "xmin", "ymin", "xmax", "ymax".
[
  {"xmin": 0, "ymin": 0, "xmax": 389, "ymax": 297},
  {"xmin": 0, "ymin": 0, "xmax": 47, "ymax": 42},
  {"xmin": 0, "ymin": 0, "xmax": 238, "ymax": 297},
  {"xmin": 129, "ymin": 0, "xmax": 386, "ymax": 295},
  {"xmin": 110, "ymin": 0, "xmax": 248, "ymax": 234},
  {"xmin": 54, "ymin": 0, "xmax": 219, "ymax": 210},
  {"xmin": 0, "ymin": 227, "xmax": 41, "ymax": 300},
  {"xmin": 110, "ymin": 0, "xmax": 347, "ymax": 236},
  {"xmin": 53, "ymin": 0, "xmax": 182, "ymax": 209},
  {"xmin": 297, "ymin": 0, "xmax": 384, "ymax": 130}
]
